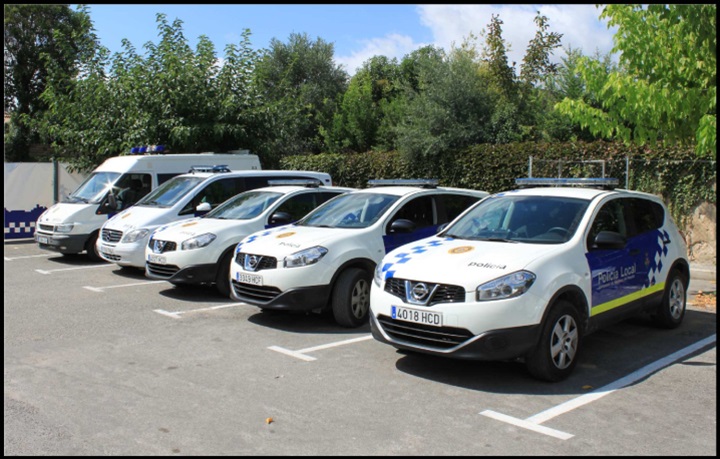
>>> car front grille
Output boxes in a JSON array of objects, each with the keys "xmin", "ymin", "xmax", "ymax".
[
  {"xmin": 147, "ymin": 262, "xmax": 180, "ymax": 278},
  {"xmin": 231, "ymin": 280, "xmax": 281, "ymax": 303},
  {"xmin": 100, "ymin": 251, "xmax": 121, "ymax": 262},
  {"xmin": 377, "ymin": 314, "xmax": 474, "ymax": 349},
  {"xmin": 384, "ymin": 278, "xmax": 466, "ymax": 305},
  {"xmin": 38, "ymin": 224, "xmax": 54, "ymax": 232},
  {"xmin": 234, "ymin": 252, "xmax": 278, "ymax": 271},
  {"xmin": 101, "ymin": 228, "xmax": 123, "ymax": 243}
]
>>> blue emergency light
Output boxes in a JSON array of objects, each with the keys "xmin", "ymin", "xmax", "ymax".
[{"xmin": 129, "ymin": 145, "xmax": 166, "ymax": 154}]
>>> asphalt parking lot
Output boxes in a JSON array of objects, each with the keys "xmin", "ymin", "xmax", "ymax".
[{"xmin": 4, "ymin": 240, "xmax": 717, "ymax": 456}]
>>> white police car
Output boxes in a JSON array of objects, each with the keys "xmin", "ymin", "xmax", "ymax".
[
  {"xmin": 230, "ymin": 180, "xmax": 488, "ymax": 327},
  {"xmin": 370, "ymin": 178, "xmax": 690, "ymax": 382},
  {"xmin": 145, "ymin": 181, "xmax": 354, "ymax": 296}
]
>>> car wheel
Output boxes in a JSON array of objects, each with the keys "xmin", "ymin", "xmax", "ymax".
[
  {"xmin": 526, "ymin": 300, "xmax": 582, "ymax": 382},
  {"xmin": 331, "ymin": 267, "xmax": 371, "ymax": 328},
  {"xmin": 215, "ymin": 250, "xmax": 233, "ymax": 298},
  {"xmin": 653, "ymin": 269, "xmax": 687, "ymax": 329},
  {"xmin": 85, "ymin": 232, "xmax": 104, "ymax": 262}
]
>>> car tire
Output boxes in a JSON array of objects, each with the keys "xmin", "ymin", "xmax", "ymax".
[
  {"xmin": 215, "ymin": 250, "xmax": 233, "ymax": 298},
  {"xmin": 653, "ymin": 269, "xmax": 687, "ymax": 329},
  {"xmin": 85, "ymin": 232, "xmax": 104, "ymax": 262},
  {"xmin": 526, "ymin": 300, "xmax": 582, "ymax": 382},
  {"xmin": 331, "ymin": 267, "xmax": 371, "ymax": 328}
]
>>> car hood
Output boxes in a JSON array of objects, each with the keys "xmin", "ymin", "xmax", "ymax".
[
  {"xmin": 236, "ymin": 224, "xmax": 359, "ymax": 256},
  {"xmin": 151, "ymin": 218, "xmax": 255, "ymax": 243},
  {"xmin": 103, "ymin": 206, "xmax": 170, "ymax": 232},
  {"xmin": 379, "ymin": 236, "xmax": 559, "ymax": 287},
  {"xmin": 37, "ymin": 202, "xmax": 90, "ymax": 224}
]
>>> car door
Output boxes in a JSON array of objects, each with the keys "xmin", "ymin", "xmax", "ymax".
[
  {"xmin": 382, "ymin": 195, "xmax": 437, "ymax": 253},
  {"xmin": 585, "ymin": 197, "xmax": 646, "ymax": 320}
]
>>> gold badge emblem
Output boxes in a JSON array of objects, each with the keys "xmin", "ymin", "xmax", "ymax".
[
  {"xmin": 449, "ymin": 246, "xmax": 474, "ymax": 254},
  {"xmin": 181, "ymin": 221, "xmax": 198, "ymax": 227},
  {"xmin": 276, "ymin": 232, "xmax": 296, "ymax": 239}
]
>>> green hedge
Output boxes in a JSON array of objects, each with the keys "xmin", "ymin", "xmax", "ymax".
[{"xmin": 280, "ymin": 140, "xmax": 716, "ymax": 227}]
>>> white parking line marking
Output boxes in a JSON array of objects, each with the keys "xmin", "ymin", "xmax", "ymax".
[
  {"xmin": 153, "ymin": 303, "xmax": 246, "ymax": 319},
  {"xmin": 5, "ymin": 254, "xmax": 52, "ymax": 261},
  {"xmin": 481, "ymin": 334, "xmax": 717, "ymax": 440},
  {"xmin": 269, "ymin": 335, "xmax": 373, "ymax": 361},
  {"xmin": 83, "ymin": 280, "xmax": 166, "ymax": 292},
  {"xmin": 36, "ymin": 264, "xmax": 115, "ymax": 274}
]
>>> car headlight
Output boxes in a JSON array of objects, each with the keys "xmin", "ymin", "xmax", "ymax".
[
  {"xmin": 476, "ymin": 270, "xmax": 536, "ymax": 301},
  {"xmin": 54, "ymin": 223, "xmax": 75, "ymax": 233},
  {"xmin": 284, "ymin": 246, "xmax": 328, "ymax": 268},
  {"xmin": 373, "ymin": 262, "xmax": 385, "ymax": 287},
  {"xmin": 122, "ymin": 228, "xmax": 150, "ymax": 244},
  {"xmin": 181, "ymin": 233, "xmax": 216, "ymax": 250}
]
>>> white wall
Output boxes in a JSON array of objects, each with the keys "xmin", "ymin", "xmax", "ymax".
[{"xmin": 4, "ymin": 162, "xmax": 87, "ymax": 240}]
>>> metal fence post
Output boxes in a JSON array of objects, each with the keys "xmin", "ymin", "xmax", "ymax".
[
  {"xmin": 625, "ymin": 156, "xmax": 629, "ymax": 189},
  {"xmin": 52, "ymin": 158, "xmax": 59, "ymax": 204}
]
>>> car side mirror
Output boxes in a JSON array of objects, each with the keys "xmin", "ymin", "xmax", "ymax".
[
  {"xmin": 269, "ymin": 211, "xmax": 293, "ymax": 226},
  {"xmin": 196, "ymin": 202, "xmax": 212, "ymax": 213},
  {"xmin": 592, "ymin": 230, "xmax": 626, "ymax": 250},
  {"xmin": 389, "ymin": 218, "xmax": 416, "ymax": 233}
]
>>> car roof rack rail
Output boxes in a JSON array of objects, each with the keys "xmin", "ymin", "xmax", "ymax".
[
  {"xmin": 367, "ymin": 179, "xmax": 439, "ymax": 188},
  {"xmin": 188, "ymin": 165, "xmax": 231, "ymax": 174},
  {"xmin": 267, "ymin": 179, "xmax": 323, "ymax": 188},
  {"xmin": 515, "ymin": 177, "xmax": 619, "ymax": 190}
]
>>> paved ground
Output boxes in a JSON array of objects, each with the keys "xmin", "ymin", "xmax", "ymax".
[{"xmin": 4, "ymin": 240, "xmax": 717, "ymax": 456}]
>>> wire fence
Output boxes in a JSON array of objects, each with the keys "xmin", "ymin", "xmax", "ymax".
[{"xmin": 527, "ymin": 155, "xmax": 717, "ymax": 229}]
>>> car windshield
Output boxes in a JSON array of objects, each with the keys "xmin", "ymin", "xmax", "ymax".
[
  {"xmin": 441, "ymin": 194, "xmax": 590, "ymax": 244},
  {"xmin": 136, "ymin": 176, "xmax": 204, "ymax": 208},
  {"xmin": 65, "ymin": 172, "xmax": 121, "ymax": 204},
  {"xmin": 298, "ymin": 192, "xmax": 399, "ymax": 229},
  {"xmin": 205, "ymin": 191, "xmax": 283, "ymax": 220}
]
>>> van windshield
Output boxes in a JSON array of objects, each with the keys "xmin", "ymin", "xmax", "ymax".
[
  {"xmin": 66, "ymin": 172, "xmax": 121, "ymax": 204},
  {"xmin": 206, "ymin": 191, "xmax": 283, "ymax": 220},
  {"xmin": 136, "ymin": 176, "xmax": 204, "ymax": 208},
  {"xmin": 298, "ymin": 192, "xmax": 398, "ymax": 229}
]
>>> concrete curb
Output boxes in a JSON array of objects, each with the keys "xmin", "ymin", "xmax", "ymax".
[{"xmin": 691, "ymin": 264, "xmax": 717, "ymax": 282}]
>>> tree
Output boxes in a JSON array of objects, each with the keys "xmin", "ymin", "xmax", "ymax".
[
  {"xmin": 4, "ymin": 4, "xmax": 96, "ymax": 161},
  {"xmin": 555, "ymin": 4, "xmax": 716, "ymax": 158},
  {"xmin": 38, "ymin": 13, "xmax": 264, "ymax": 170},
  {"xmin": 253, "ymin": 32, "xmax": 347, "ymax": 163}
]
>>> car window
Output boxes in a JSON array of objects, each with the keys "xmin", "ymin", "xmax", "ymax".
[
  {"xmin": 587, "ymin": 199, "xmax": 627, "ymax": 247},
  {"xmin": 627, "ymin": 198, "xmax": 664, "ymax": 235},
  {"xmin": 386, "ymin": 195, "xmax": 434, "ymax": 232},
  {"xmin": 206, "ymin": 191, "xmax": 283, "ymax": 220},
  {"xmin": 437, "ymin": 193, "xmax": 483, "ymax": 223},
  {"xmin": 299, "ymin": 192, "xmax": 399, "ymax": 229},
  {"xmin": 275, "ymin": 193, "xmax": 320, "ymax": 221}
]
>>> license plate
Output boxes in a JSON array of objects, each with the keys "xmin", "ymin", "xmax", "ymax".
[
  {"xmin": 391, "ymin": 305, "xmax": 442, "ymax": 327},
  {"xmin": 37, "ymin": 236, "xmax": 49, "ymax": 244},
  {"xmin": 147, "ymin": 254, "xmax": 166, "ymax": 264},
  {"xmin": 237, "ymin": 272, "xmax": 263, "ymax": 286},
  {"xmin": 102, "ymin": 245, "xmax": 115, "ymax": 255}
]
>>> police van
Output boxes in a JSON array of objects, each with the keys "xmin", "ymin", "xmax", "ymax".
[
  {"xmin": 229, "ymin": 179, "xmax": 488, "ymax": 327},
  {"xmin": 369, "ymin": 178, "xmax": 690, "ymax": 382},
  {"xmin": 144, "ymin": 180, "xmax": 354, "ymax": 296},
  {"xmin": 97, "ymin": 168, "xmax": 332, "ymax": 269},
  {"xmin": 34, "ymin": 146, "xmax": 261, "ymax": 261}
]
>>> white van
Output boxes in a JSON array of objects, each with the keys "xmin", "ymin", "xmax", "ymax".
[
  {"xmin": 34, "ymin": 148, "xmax": 261, "ymax": 261},
  {"xmin": 96, "ymin": 168, "xmax": 332, "ymax": 269}
]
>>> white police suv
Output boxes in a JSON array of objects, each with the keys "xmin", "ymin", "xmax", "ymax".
[
  {"xmin": 97, "ymin": 167, "xmax": 331, "ymax": 269},
  {"xmin": 370, "ymin": 178, "xmax": 690, "ymax": 382},
  {"xmin": 144, "ymin": 181, "xmax": 353, "ymax": 296},
  {"xmin": 230, "ymin": 180, "xmax": 488, "ymax": 327}
]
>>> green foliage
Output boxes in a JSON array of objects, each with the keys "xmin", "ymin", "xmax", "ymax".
[
  {"xmin": 282, "ymin": 141, "xmax": 715, "ymax": 229},
  {"xmin": 555, "ymin": 4, "xmax": 717, "ymax": 159},
  {"xmin": 253, "ymin": 32, "xmax": 348, "ymax": 163},
  {"xmin": 36, "ymin": 13, "xmax": 264, "ymax": 171},
  {"xmin": 4, "ymin": 4, "xmax": 96, "ymax": 161}
]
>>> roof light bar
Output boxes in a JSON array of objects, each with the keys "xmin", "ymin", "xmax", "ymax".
[
  {"xmin": 188, "ymin": 165, "xmax": 231, "ymax": 173},
  {"xmin": 129, "ymin": 145, "xmax": 165, "ymax": 154},
  {"xmin": 515, "ymin": 177, "xmax": 619, "ymax": 190},
  {"xmin": 267, "ymin": 179, "xmax": 323, "ymax": 188},
  {"xmin": 367, "ymin": 179, "xmax": 439, "ymax": 188}
]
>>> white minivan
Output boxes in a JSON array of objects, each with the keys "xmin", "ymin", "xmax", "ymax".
[
  {"xmin": 35, "ymin": 147, "xmax": 261, "ymax": 261},
  {"xmin": 97, "ymin": 168, "xmax": 332, "ymax": 269}
]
